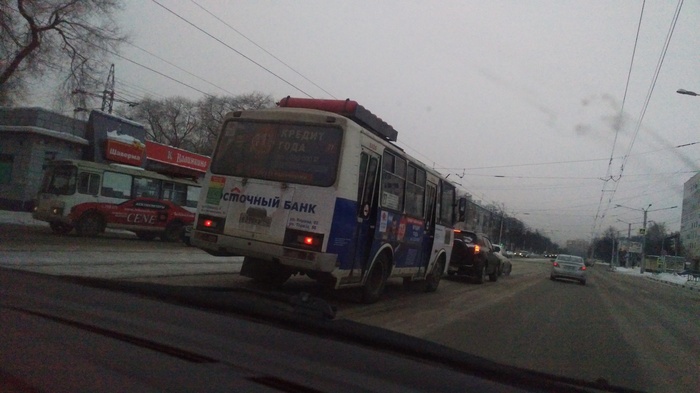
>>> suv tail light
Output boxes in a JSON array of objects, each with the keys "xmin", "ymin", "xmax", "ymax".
[
  {"xmin": 474, "ymin": 245, "xmax": 480, "ymax": 254},
  {"xmin": 553, "ymin": 261, "xmax": 559, "ymax": 267},
  {"xmin": 580, "ymin": 265, "xmax": 587, "ymax": 271}
]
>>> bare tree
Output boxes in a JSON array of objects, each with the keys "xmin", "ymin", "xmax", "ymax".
[
  {"xmin": 127, "ymin": 93, "xmax": 275, "ymax": 156},
  {"xmin": 0, "ymin": 0, "xmax": 126, "ymax": 106},
  {"xmin": 132, "ymin": 97, "xmax": 201, "ymax": 150},
  {"xmin": 197, "ymin": 92, "xmax": 275, "ymax": 154}
]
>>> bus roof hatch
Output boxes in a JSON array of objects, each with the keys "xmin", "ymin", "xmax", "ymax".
[{"xmin": 278, "ymin": 97, "xmax": 398, "ymax": 142}]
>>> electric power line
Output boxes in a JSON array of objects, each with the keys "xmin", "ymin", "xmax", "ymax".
[
  {"xmin": 591, "ymin": 0, "xmax": 685, "ymax": 237},
  {"xmin": 150, "ymin": 0, "xmax": 314, "ymax": 98},
  {"xmin": 187, "ymin": 0, "xmax": 337, "ymax": 99},
  {"xmin": 125, "ymin": 41, "xmax": 239, "ymax": 96}
]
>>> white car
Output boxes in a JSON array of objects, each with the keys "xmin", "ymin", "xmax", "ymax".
[{"xmin": 493, "ymin": 245, "xmax": 512, "ymax": 276}]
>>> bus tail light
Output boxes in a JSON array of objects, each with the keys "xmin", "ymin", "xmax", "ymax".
[
  {"xmin": 284, "ymin": 228, "xmax": 324, "ymax": 252},
  {"xmin": 197, "ymin": 215, "xmax": 225, "ymax": 234}
]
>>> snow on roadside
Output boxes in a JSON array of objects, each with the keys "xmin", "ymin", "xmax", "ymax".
[
  {"xmin": 613, "ymin": 265, "xmax": 696, "ymax": 287},
  {"xmin": 0, "ymin": 210, "xmax": 134, "ymax": 236},
  {"xmin": 0, "ymin": 210, "xmax": 46, "ymax": 227}
]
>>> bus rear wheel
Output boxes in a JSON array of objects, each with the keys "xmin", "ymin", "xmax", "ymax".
[
  {"xmin": 362, "ymin": 254, "xmax": 389, "ymax": 304},
  {"xmin": 76, "ymin": 213, "xmax": 104, "ymax": 237}
]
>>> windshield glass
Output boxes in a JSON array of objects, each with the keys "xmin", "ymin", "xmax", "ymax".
[
  {"xmin": 40, "ymin": 165, "xmax": 77, "ymax": 195},
  {"xmin": 210, "ymin": 120, "xmax": 343, "ymax": 187},
  {"xmin": 3, "ymin": 3, "xmax": 699, "ymax": 393}
]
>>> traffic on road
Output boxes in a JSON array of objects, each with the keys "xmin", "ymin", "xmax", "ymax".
[{"xmin": 2, "ymin": 215, "xmax": 698, "ymax": 392}]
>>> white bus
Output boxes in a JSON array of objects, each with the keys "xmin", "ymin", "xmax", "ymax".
[
  {"xmin": 33, "ymin": 159, "xmax": 200, "ymax": 240},
  {"xmin": 191, "ymin": 98, "xmax": 456, "ymax": 302}
]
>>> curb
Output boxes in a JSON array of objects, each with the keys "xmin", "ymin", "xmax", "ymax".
[{"xmin": 645, "ymin": 275, "xmax": 700, "ymax": 292}]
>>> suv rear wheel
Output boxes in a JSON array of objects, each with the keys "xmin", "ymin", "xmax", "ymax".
[
  {"xmin": 474, "ymin": 263, "xmax": 485, "ymax": 284},
  {"xmin": 424, "ymin": 258, "xmax": 445, "ymax": 293}
]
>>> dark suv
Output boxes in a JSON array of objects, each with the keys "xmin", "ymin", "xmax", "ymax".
[{"xmin": 448, "ymin": 230, "xmax": 501, "ymax": 283}]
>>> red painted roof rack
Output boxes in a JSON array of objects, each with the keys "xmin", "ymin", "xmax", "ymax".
[{"xmin": 278, "ymin": 97, "xmax": 398, "ymax": 142}]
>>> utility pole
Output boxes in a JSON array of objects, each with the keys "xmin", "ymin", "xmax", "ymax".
[
  {"xmin": 611, "ymin": 232, "xmax": 616, "ymax": 268},
  {"xmin": 498, "ymin": 215, "xmax": 504, "ymax": 244},
  {"xmin": 72, "ymin": 65, "xmax": 138, "ymax": 115},
  {"xmin": 641, "ymin": 208, "xmax": 648, "ymax": 273},
  {"xmin": 615, "ymin": 203, "xmax": 677, "ymax": 273},
  {"xmin": 101, "ymin": 64, "xmax": 115, "ymax": 114}
]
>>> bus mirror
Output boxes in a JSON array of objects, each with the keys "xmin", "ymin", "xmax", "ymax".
[{"xmin": 457, "ymin": 198, "xmax": 467, "ymax": 222}]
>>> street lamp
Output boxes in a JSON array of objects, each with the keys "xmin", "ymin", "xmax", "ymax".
[
  {"xmin": 616, "ymin": 218, "xmax": 633, "ymax": 239},
  {"xmin": 614, "ymin": 204, "xmax": 677, "ymax": 273},
  {"xmin": 677, "ymin": 89, "xmax": 699, "ymax": 96}
]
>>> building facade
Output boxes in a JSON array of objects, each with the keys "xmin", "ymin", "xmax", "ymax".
[
  {"xmin": 0, "ymin": 107, "xmax": 209, "ymax": 211},
  {"xmin": 0, "ymin": 108, "xmax": 87, "ymax": 210}
]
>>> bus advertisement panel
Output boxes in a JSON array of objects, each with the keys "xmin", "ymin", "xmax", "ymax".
[
  {"xmin": 192, "ymin": 99, "xmax": 456, "ymax": 303},
  {"xmin": 33, "ymin": 159, "xmax": 200, "ymax": 241}
]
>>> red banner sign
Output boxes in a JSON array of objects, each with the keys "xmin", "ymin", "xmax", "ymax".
[
  {"xmin": 145, "ymin": 141, "xmax": 210, "ymax": 173},
  {"xmin": 105, "ymin": 139, "xmax": 146, "ymax": 166}
]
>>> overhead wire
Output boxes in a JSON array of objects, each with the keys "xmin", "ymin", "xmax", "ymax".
[
  {"xmin": 591, "ymin": 0, "xmax": 646, "ymax": 235},
  {"xmin": 125, "ymin": 41, "xmax": 239, "ymax": 96},
  {"xmin": 150, "ymin": 0, "xmax": 314, "ymax": 98},
  {"xmin": 592, "ymin": 0, "xmax": 684, "ymax": 237},
  {"xmin": 187, "ymin": 0, "xmax": 337, "ymax": 99}
]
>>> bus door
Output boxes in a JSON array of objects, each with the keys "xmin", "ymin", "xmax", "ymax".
[
  {"xmin": 419, "ymin": 181, "xmax": 438, "ymax": 276},
  {"xmin": 350, "ymin": 150, "xmax": 381, "ymax": 280}
]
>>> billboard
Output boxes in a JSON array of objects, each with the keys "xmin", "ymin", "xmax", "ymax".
[
  {"xmin": 619, "ymin": 239, "xmax": 642, "ymax": 253},
  {"xmin": 84, "ymin": 111, "xmax": 146, "ymax": 167}
]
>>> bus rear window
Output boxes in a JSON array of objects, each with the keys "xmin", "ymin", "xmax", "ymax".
[{"xmin": 210, "ymin": 121, "xmax": 343, "ymax": 187}]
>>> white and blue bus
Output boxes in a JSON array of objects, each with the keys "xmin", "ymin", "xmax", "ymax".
[{"xmin": 191, "ymin": 98, "xmax": 456, "ymax": 302}]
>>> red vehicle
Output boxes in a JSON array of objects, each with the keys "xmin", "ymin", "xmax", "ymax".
[{"xmin": 67, "ymin": 198, "xmax": 195, "ymax": 241}]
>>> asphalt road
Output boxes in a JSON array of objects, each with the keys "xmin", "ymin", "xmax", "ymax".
[
  {"xmin": 336, "ymin": 263, "xmax": 700, "ymax": 393},
  {"xmin": 1, "ymin": 219, "xmax": 698, "ymax": 392},
  {"xmin": 0, "ymin": 220, "xmax": 243, "ymax": 278}
]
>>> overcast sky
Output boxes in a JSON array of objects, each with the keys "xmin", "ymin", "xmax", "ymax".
[{"xmin": 65, "ymin": 1, "xmax": 700, "ymax": 245}]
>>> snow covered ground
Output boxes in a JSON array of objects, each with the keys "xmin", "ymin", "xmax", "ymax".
[
  {"xmin": 609, "ymin": 264, "xmax": 700, "ymax": 290},
  {"xmin": 0, "ymin": 210, "xmax": 46, "ymax": 227},
  {"xmin": 2, "ymin": 210, "xmax": 698, "ymax": 288},
  {"xmin": 0, "ymin": 210, "xmax": 244, "ymax": 279}
]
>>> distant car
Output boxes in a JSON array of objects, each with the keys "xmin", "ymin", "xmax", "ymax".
[
  {"xmin": 448, "ymin": 230, "xmax": 501, "ymax": 283},
  {"xmin": 67, "ymin": 198, "xmax": 195, "ymax": 242},
  {"xmin": 550, "ymin": 254, "xmax": 587, "ymax": 285},
  {"xmin": 493, "ymin": 244, "xmax": 512, "ymax": 276}
]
